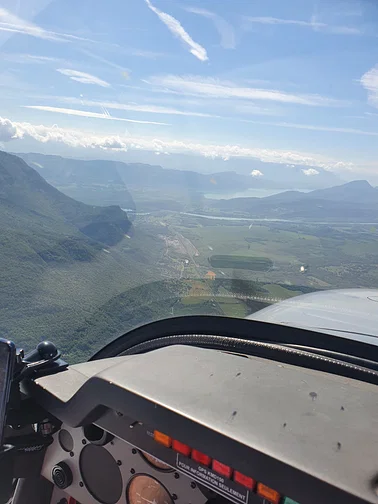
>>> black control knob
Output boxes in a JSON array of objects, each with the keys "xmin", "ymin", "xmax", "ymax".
[
  {"xmin": 24, "ymin": 341, "xmax": 59, "ymax": 363},
  {"xmin": 37, "ymin": 341, "xmax": 58, "ymax": 360},
  {"xmin": 52, "ymin": 462, "xmax": 73, "ymax": 489}
]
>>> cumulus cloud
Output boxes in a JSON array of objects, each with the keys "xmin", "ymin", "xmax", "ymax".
[
  {"xmin": 23, "ymin": 106, "xmax": 170, "ymax": 125},
  {"xmin": 0, "ymin": 117, "xmax": 20, "ymax": 141},
  {"xmin": 360, "ymin": 65, "xmax": 378, "ymax": 107},
  {"xmin": 0, "ymin": 115, "xmax": 353, "ymax": 172},
  {"xmin": 302, "ymin": 168, "xmax": 320, "ymax": 176},
  {"xmin": 146, "ymin": 75, "xmax": 343, "ymax": 106},
  {"xmin": 57, "ymin": 69, "xmax": 110, "ymax": 88},
  {"xmin": 245, "ymin": 15, "xmax": 361, "ymax": 35},
  {"xmin": 144, "ymin": 0, "xmax": 208, "ymax": 61},
  {"xmin": 184, "ymin": 7, "xmax": 235, "ymax": 49},
  {"xmin": 251, "ymin": 169, "xmax": 263, "ymax": 177}
]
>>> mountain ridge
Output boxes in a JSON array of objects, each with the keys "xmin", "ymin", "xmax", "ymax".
[
  {"xmin": 14, "ymin": 152, "xmax": 339, "ymax": 198},
  {"xmin": 0, "ymin": 150, "xmax": 132, "ymax": 246},
  {"xmin": 206, "ymin": 180, "xmax": 378, "ymax": 221}
]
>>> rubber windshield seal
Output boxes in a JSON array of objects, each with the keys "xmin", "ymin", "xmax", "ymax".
[{"xmin": 89, "ymin": 315, "xmax": 378, "ymax": 363}]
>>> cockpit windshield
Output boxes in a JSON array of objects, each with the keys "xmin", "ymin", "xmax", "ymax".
[{"xmin": 0, "ymin": 0, "xmax": 378, "ymax": 361}]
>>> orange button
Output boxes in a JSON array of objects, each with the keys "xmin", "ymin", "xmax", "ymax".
[
  {"xmin": 257, "ymin": 483, "xmax": 281, "ymax": 504},
  {"xmin": 153, "ymin": 431, "xmax": 172, "ymax": 447}
]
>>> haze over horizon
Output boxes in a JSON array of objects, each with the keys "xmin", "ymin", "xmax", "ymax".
[{"xmin": 0, "ymin": 0, "xmax": 378, "ymax": 184}]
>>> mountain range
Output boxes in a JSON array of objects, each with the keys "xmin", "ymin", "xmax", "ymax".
[
  {"xmin": 14, "ymin": 152, "xmax": 342, "ymax": 209},
  {"xmin": 8, "ymin": 151, "xmax": 378, "ymax": 222},
  {"xmin": 205, "ymin": 180, "xmax": 378, "ymax": 222},
  {"xmin": 115, "ymin": 150, "xmax": 343, "ymax": 188},
  {"xmin": 11, "ymin": 152, "xmax": 378, "ymax": 222}
]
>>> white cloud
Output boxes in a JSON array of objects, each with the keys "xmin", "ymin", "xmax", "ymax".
[
  {"xmin": 1, "ymin": 53, "xmax": 60, "ymax": 64},
  {"xmin": 251, "ymin": 170, "xmax": 263, "ymax": 177},
  {"xmin": 0, "ymin": 8, "xmax": 98, "ymax": 43},
  {"xmin": 302, "ymin": 168, "xmax": 320, "ymax": 176},
  {"xmin": 0, "ymin": 117, "xmax": 20, "ymax": 141},
  {"xmin": 79, "ymin": 49, "xmax": 129, "ymax": 72},
  {"xmin": 146, "ymin": 75, "xmax": 343, "ymax": 106},
  {"xmin": 184, "ymin": 7, "xmax": 235, "ymax": 49},
  {"xmin": 58, "ymin": 96, "xmax": 218, "ymax": 118},
  {"xmin": 360, "ymin": 65, "xmax": 378, "ymax": 107},
  {"xmin": 245, "ymin": 15, "xmax": 361, "ymax": 35},
  {"xmin": 246, "ymin": 16, "xmax": 312, "ymax": 27},
  {"xmin": 144, "ymin": 0, "xmax": 208, "ymax": 61},
  {"xmin": 0, "ymin": 7, "xmax": 65, "ymax": 41},
  {"xmin": 244, "ymin": 120, "xmax": 378, "ymax": 137},
  {"xmin": 0, "ymin": 115, "xmax": 353, "ymax": 171},
  {"xmin": 57, "ymin": 69, "xmax": 110, "ymax": 88},
  {"xmin": 23, "ymin": 106, "xmax": 170, "ymax": 126}
]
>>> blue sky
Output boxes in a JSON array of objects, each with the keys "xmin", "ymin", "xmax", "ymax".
[{"xmin": 0, "ymin": 0, "xmax": 378, "ymax": 180}]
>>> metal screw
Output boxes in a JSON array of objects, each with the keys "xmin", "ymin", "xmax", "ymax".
[
  {"xmin": 172, "ymin": 494, "xmax": 178, "ymax": 500},
  {"xmin": 69, "ymin": 451, "xmax": 74, "ymax": 457},
  {"xmin": 116, "ymin": 411, "xmax": 123, "ymax": 417},
  {"xmin": 117, "ymin": 460, "xmax": 122, "ymax": 466},
  {"xmin": 79, "ymin": 482, "xmax": 84, "ymax": 488},
  {"xmin": 132, "ymin": 448, "xmax": 137, "ymax": 454},
  {"xmin": 82, "ymin": 439, "xmax": 87, "ymax": 445},
  {"xmin": 190, "ymin": 482, "xmax": 196, "ymax": 489},
  {"xmin": 174, "ymin": 473, "xmax": 180, "ymax": 480},
  {"xmin": 130, "ymin": 468, "xmax": 135, "ymax": 474}
]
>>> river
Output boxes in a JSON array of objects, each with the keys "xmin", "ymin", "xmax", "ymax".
[{"xmin": 179, "ymin": 212, "xmax": 378, "ymax": 225}]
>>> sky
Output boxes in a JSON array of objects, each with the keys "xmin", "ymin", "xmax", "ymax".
[{"xmin": 0, "ymin": 0, "xmax": 378, "ymax": 181}]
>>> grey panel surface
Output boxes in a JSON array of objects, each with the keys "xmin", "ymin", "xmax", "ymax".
[
  {"xmin": 248, "ymin": 289, "xmax": 378, "ymax": 345},
  {"xmin": 29, "ymin": 345, "xmax": 378, "ymax": 504}
]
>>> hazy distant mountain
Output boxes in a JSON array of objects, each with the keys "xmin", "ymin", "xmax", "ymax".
[
  {"xmin": 17, "ymin": 152, "xmax": 277, "ymax": 192},
  {"xmin": 264, "ymin": 180, "xmax": 378, "ymax": 205},
  {"xmin": 15, "ymin": 152, "xmax": 342, "ymax": 203},
  {"xmin": 304, "ymin": 180, "xmax": 378, "ymax": 204},
  {"xmin": 207, "ymin": 180, "xmax": 378, "ymax": 222},
  {"xmin": 66, "ymin": 149, "xmax": 343, "ymax": 190}
]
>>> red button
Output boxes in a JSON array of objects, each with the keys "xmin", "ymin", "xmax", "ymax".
[
  {"xmin": 172, "ymin": 440, "xmax": 191, "ymax": 457},
  {"xmin": 191, "ymin": 449, "xmax": 211, "ymax": 466},
  {"xmin": 233, "ymin": 471, "xmax": 255, "ymax": 490},
  {"xmin": 212, "ymin": 460, "xmax": 232, "ymax": 479}
]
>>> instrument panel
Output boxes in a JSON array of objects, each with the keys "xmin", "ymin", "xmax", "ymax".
[
  {"xmin": 44, "ymin": 418, "xmax": 300, "ymax": 504},
  {"xmin": 45, "ymin": 424, "xmax": 207, "ymax": 504}
]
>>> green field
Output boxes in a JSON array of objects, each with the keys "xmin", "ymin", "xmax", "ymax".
[
  {"xmin": 209, "ymin": 255, "xmax": 273, "ymax": 271},
  {"xmin": 159, "ymin": 213, "xmax": 378, "ymax": 291},
  {"xmin": 263, "ymin": 284, "xmax": 302, "ymax": 299}
]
